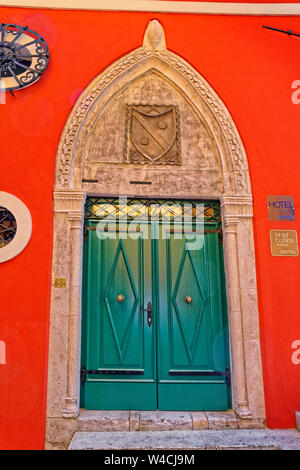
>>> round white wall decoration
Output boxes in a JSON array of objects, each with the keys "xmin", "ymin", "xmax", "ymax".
[{"xmin": 0, "ymin": 192, "xmax": 32, "ymax": 263}]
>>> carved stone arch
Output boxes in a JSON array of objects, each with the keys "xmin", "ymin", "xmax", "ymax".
[
  {"xmin": 46, "ymin": 20, "xmax": 265, "ymax": 448},
  {"xmin": 55, "ymin": 20, "xmax": 249, "ymax": 196}
]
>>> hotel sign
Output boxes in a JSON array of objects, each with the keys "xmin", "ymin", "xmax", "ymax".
[
  {"xmin": 267, "ymin": 196, "xmax": 295, "ymax": 221},
  {"xmin": 270, "ymin": 230, "xmax": 299, "ymax": 256}
]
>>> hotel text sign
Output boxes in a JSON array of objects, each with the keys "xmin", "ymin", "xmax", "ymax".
[
  {"xmin": 267, "ymin": 196, "xmax": 295, "ymax": 221},
  {"xmin": 270, "ymin": 230, "xmax": 299, "ymax": 256}
]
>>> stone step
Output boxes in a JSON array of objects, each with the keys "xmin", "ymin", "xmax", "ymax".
[
  {"xmin": 68, "ymin": 429, "xmax": 300, "ymax": 450},
  {"xmin": 76, "ymin": 410, "xmax": 264, "ymax": 431}
]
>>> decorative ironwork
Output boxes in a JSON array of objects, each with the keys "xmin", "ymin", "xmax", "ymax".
[
  {"xmin": 169, "ymin": 367, "xmax": 231, "ymax": 388},
  {"xmin": 0, "ymin": 24, "xmax": 49, "ymax": 93},
  {"xmin": 85, "ymin": 197, "xmax": 221, "ymax": 224},
  {"xmin": 81, "ymin": 367, "xmax": 144, "ymax": 384},
  {"xmin": 0, "ymin": 207, "xmax": 17, "ymax": 247},
  {"xmin": 124, "ymin": 104, "xmax": 181, "ymax": 165}
]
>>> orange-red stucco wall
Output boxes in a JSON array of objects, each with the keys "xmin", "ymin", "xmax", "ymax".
[{"xmin": 0, "ymin": 6, "xmax": 300, "ymax": 450}]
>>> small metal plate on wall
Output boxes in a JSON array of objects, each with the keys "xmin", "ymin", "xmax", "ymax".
[
  {"xmin": 270, "ymin": 230, "xmax": 299, "ymax": 256},
  {"xmin": 54, "ymin": 277, "xmax": 67, "ymax": 288}
]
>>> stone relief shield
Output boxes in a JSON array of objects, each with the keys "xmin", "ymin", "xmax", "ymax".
[{"xmin": 126, "ymin": 104, "xmax": 181, "ymax": 165}]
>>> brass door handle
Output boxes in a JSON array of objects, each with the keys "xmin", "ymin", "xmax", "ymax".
[
  {"xmin": 117, "ymin": 294, "xmax": 125, "ymax": 303},
  {"xmin": 185, "ymin": 296, "xmax": 192, "ymax": 304}
]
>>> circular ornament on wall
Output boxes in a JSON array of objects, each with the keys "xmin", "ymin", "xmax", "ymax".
[
  {"xmin": 0, "ymin": 192, "xmax": 32, "ymax": 263},
  {"xmin": 0, "ymin": 23, "xmax": 49, "ymax": 93}
]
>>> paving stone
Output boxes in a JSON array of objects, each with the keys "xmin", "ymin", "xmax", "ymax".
[
  {"xmin": 46, "ymin": 441, "xmax": 69, "ymax": 451},
  {"xmin": 68, "ymin": 429, "xmax": 300, "ymax": 450},
  {"xmin": 206, "ymin": 411, "xmax": 239, "ymax": 429},
  {"xmin": 238, "ymin": 418, "xmax": 265, "ymax": 429},
  {"xmin": 191, "ymin": 412, "xmax": 208, "ymax": 430},
  {"xmin": 129, "ymin": 411, "xmax": 140, "ymax": 431},
  {"xmin": 78, "ymin": 410, "xmax": 130, "ymax": 431},
  {"xmin": 140, "ymin": 411, "xmax": 192, "ymax": 431},
  {"xmin": 139, "ymin": 412, "xmax": 158, "ymax": 431},
  {"xmin": 272, "ymin": 429, "xmax": 300, "ymax": 450},
  {"xmin": 45, "ymin": 417, "xmax": 77, "ymax": 448}
]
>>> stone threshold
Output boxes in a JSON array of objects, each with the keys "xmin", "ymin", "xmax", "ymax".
[
  {"xmin": 45, "ymin": 410, "xmax": 266, "ymax": 449},
  {"xmin": 68, "ymin": 429, "xmax": 300, "ymax": 450},
  {"xmin": 77, "ymin": 410, "xmax": 265, "ymax": 431}
]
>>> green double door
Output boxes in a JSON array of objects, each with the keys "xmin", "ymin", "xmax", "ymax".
[{"xmin": 81, "ymin": 205, "xmax": 231, "ymax": 411}]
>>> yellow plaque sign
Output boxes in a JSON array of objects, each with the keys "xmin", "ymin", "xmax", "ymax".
[
  {"xmin": 54, "ymin": 278, "xmax": 67, "ymax": 288},
  {"xmin": 270, "ymin": 230, "xmax": 299, "ymax": 256}
]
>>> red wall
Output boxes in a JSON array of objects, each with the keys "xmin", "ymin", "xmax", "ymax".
[{"xmin": 0, "ymin": 6, "xmax": 300, "ymax": 449}]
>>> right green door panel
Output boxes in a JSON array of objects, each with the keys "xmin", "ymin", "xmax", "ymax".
[
  {"xmin": 81, "ymin": 200, "xmax": 231, "ymax": 411},
  {"xmin": 156, "ymin": 225, "xmax": 230, "ymax": 410}
]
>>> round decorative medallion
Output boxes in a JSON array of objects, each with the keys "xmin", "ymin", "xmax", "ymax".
[
  {"xmin": 0, "ymin": 23, "xmax": 49, "ymax": 93},
  {"xmin": 0, "ymin": 192, "xmax": 32, "ymax": 263}
]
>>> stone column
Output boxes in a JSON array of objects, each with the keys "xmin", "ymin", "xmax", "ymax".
[
  {"xmin": 222, "ymin": 215, "xmax": 252, "ymax": 418},
  {"xmin": 45, "ymin": 191, "xmax": 86, "ymax": 424},
  {"xmin": 62, "ymin": 210, "xmax": 85, "ymax": 418},
  {"xmin": 221, "ymin": 194, "xmax": 265, "ymax": 423}
]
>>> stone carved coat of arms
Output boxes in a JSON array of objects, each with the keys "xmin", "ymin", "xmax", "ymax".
[{"xmin": 125, "ymin": 105, "xmax": 181, "ymax": 165}]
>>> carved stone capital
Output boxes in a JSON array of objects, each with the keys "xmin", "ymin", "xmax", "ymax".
[
  {"xmin": 222, "ymin": 216, "xmax": 239, "ymax": 229},
  {"xmin": 68, "ymin": 210, "xmax": 84, "ymax": 229},
  {"xmin": 221, "ymin": 195, "xmax": 253, "ymax": 219},
  {"xmin": 53, "ymin": 190, "xmax": 86, "ymax": 213}
]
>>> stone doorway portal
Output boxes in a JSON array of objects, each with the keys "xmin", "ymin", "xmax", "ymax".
[{"xmin": 46, "ymin": 20, "xmax": 265, "ymax": 449}]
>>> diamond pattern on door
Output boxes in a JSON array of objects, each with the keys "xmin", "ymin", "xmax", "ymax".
[
  {"xmin": 172, "ymin": 247, "xmax": 207, "ymax": 363},
  {"xmin": 104, "ymin": 240, "xmax": 138, "ymax": 362}
]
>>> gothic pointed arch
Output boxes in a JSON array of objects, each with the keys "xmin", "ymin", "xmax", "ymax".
[{"xmin": 55, "ymin": 20, "xmax": 250, "ymax": 198}]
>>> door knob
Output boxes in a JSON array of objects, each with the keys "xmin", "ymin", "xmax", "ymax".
[
  {"xmin": 185, "ymin": 296, "xmax": 192, "ymax": 304},
  {"xmin": 117, "ymin": 294, "xmax": 125, "ymax": 303}
]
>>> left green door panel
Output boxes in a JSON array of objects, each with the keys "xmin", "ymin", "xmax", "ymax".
[{"xmin": 81, "ymin": 221, "xmax": 157, "ymax": 410}]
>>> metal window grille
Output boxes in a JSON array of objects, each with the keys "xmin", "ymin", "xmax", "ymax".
[{"xmin": 85, "ymin": 197, "xmax": 221, "ymax": 224}]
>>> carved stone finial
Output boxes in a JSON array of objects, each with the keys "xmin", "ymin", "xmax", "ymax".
[{"xmin": 143, "ymin": 19, "xmax": 166, "ymax": 50}]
